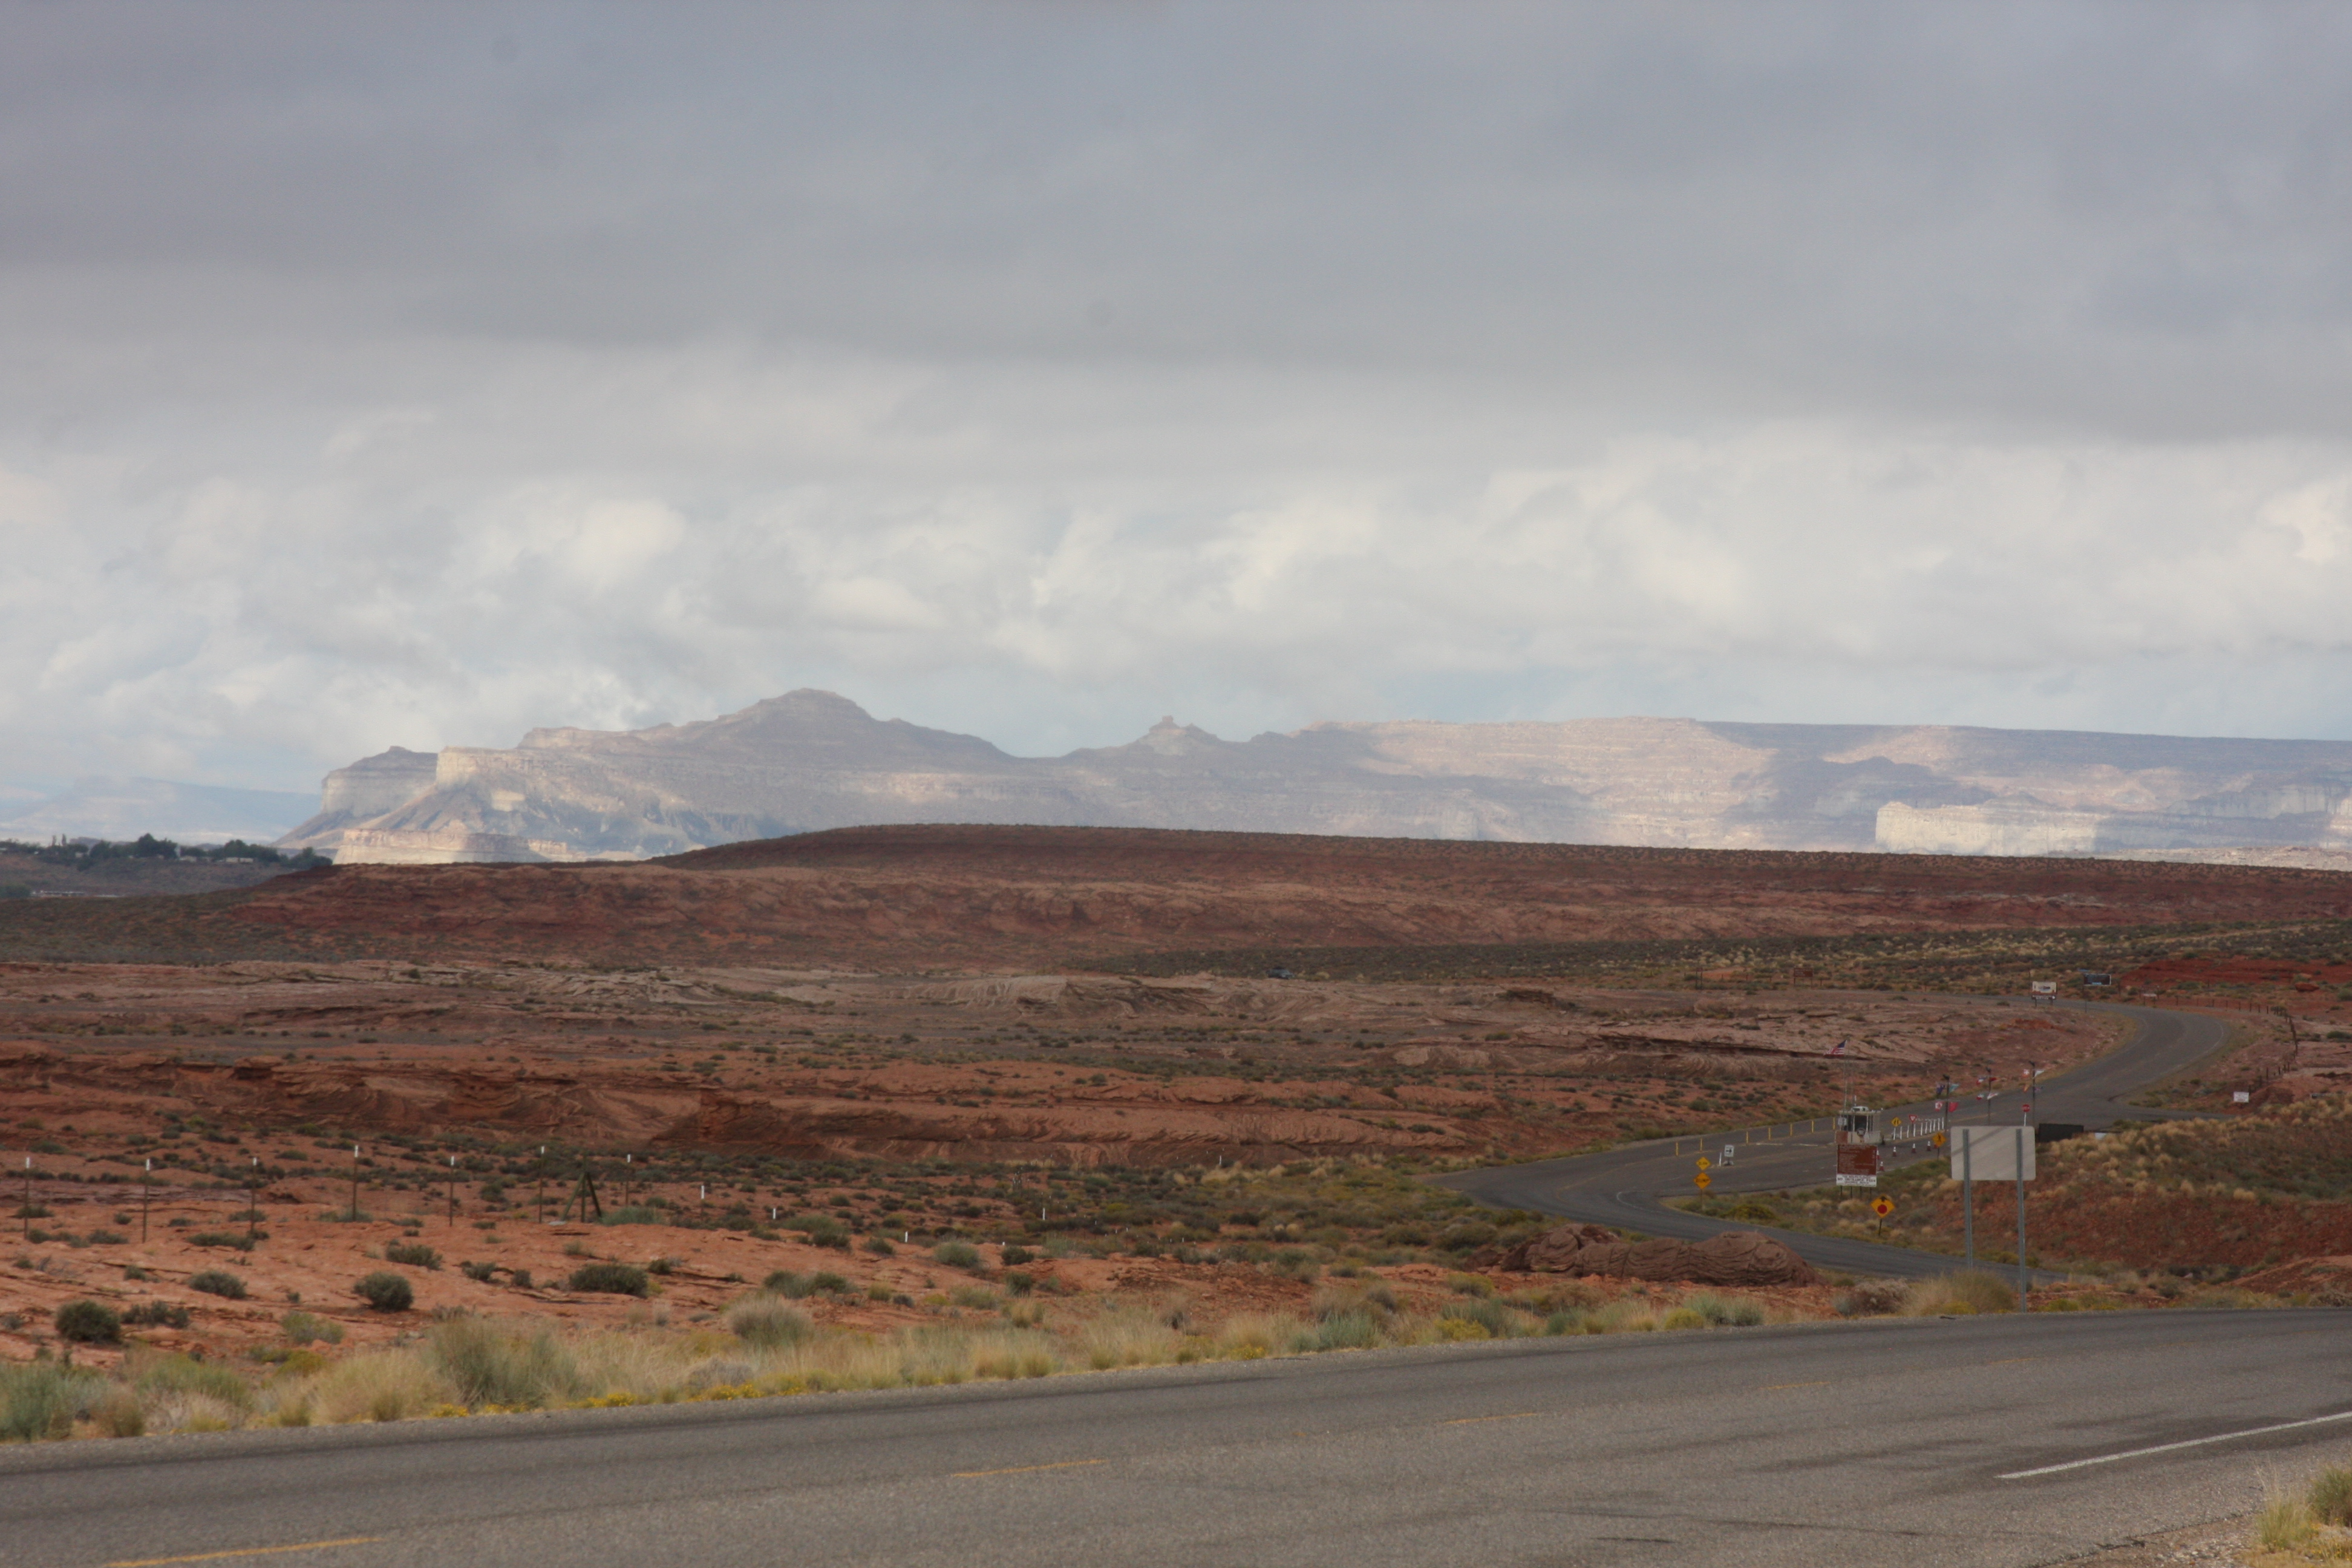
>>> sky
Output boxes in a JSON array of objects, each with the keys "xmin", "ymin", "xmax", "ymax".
[{"xmin": 7, "ymin": 1, "xmax": 2352, "ymax": 798}]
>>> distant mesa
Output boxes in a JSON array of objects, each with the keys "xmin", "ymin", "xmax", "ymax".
[{"xmin": 276, "ymin": 688, "xmax": 2352, "ymax": 867}]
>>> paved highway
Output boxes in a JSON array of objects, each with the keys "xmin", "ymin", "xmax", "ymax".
[
  {"xmin": 2, "ymin": 1308, "xmax": 2344, "ymax": 1567},
  {"xmin": 1439, "ymin": 1002, "xmax": 2233, "ymax": 1280}
]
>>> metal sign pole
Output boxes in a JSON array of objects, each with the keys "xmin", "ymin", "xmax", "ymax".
[
  {"xmin": 1962, "ymin": 1132, "xmax": 1974, "ymax": 1268},
  {"xmin": 2014, "ymin": 1125, "xmax": 2028, "ymax": 1313}
]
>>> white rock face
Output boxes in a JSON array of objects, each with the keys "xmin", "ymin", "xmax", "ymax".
[{"xmin": 278, "ymin": 689, "xmax": 2352, "ymax": 863}]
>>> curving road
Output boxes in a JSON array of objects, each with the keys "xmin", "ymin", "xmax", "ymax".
[{"xmin": 1437, "ymin": 1001, "xmax": 2235, "ymax": 1280}]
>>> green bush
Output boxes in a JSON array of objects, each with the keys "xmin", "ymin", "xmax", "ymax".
[
  {"xmin": 354, "ymin": 1271, "xmax": 414, "ymax": 1312},
  {"xmin": 1000, "ymin": 1244, "xmax": 1034, "ymax": 1266},
  {"xmin": 1439, "ymin": 1298, "xmax": 1527, "ymax": 1339},
  {"xmin": 187, "ymin": 1270, "xmax": 247, "ymax": 1300},
  {"xmin": 280, "ymin": 1310, "xmax": 343, "ymax": 1345},
  {"xmin": 426, "ymin": 1318, "xmax": 578, "ymax": 1409},
  {"xmin": 933, "ymin": 1240, "xmax": 982, "ymax": 1270},
  {"xmin": 0, "ymin": 1362, "xmax": 99, "ymax": 1442},
  {"xmin": 2311, "ymin": 1465, "xmax": 2352, "ymax": 1527},
  {"xmin": 132, "ymin": 1353, "xmax": 252, "ymax": 1411},
  {"xmin": 123, "ymin": 1301, "xmax": 192, "ymax": 1330},
  {"xmin": 384, "ymin": 1242, "xmax": 442, "ymax": 1270},
  {"xmin": 861, "ymin": 1235, "xmax": 895, "ymax": 1256},
  {"xmin": 53, "ymin": 1300, "xmax": 121, "ymax": 1344},
  {"xmin": 763, "ymin": 1269, "xmax": 814, "ymax": 1298},
  {"xmin": 597, "ymin": 1206, "xmax": 665, "ymax": 1226},
  {"xmin": 459, "ymin": 1259, "xmax": 497, "ymax": 1282},
  {"xmin": 727, "ymin": 1295, "xmax": 812, "ymax": 1348},
  {"xmin": 789, "ymin": 1215, "xmax": 851, "ymax": 1249},
  {"xmin": 566, "ymin": 1262, "xmax": 650, "ymax": 1297},
  {"xmin": 1686, "ymin": 1293, "xmax": 1765, "ymax": 1327}
]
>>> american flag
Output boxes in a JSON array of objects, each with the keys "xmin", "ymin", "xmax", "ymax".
[{"xmin": 1829, "ymin": 1037, "xmax": 1847, "ymax": 1057}]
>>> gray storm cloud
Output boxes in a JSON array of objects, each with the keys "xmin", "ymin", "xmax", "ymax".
[{"xmin": 4, "ymin": 2, "xmax": 2351, "ymax": 787}]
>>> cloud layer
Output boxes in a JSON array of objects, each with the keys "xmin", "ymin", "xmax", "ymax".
[{"xmin": 7, "ymin": 4, "xmax": 2352, "ymax": 787}]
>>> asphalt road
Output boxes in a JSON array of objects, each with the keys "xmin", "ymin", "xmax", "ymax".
[
  {"xmin": 3, "ymin": 1308, "xmax": 2345, "ymax": 1568},
  {"xmin": 1437, "ymin": 1001, "xmax": 2235, "ymax": 1281}
]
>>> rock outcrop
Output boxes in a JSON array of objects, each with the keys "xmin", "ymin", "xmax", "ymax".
[{"xmin": 279, "ymin": 688, "xmax": 2352, "ymax": 864}]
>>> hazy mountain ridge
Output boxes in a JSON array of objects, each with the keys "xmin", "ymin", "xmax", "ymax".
[{"xmin": 278, "ymin": 690, "xmax": 2352, "ymax": 864}]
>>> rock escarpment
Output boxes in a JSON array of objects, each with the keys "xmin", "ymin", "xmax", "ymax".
[{"xmin": 281, "ymin": 689, "xmax": 2352, "ymax": 864}]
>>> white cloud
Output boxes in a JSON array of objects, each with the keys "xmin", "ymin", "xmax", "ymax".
[{"xmin": 9, "ymin": 6, "xmax": 2352, "ymax": 787}]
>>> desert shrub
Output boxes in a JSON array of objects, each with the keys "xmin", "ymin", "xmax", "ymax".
[
  {"xmin": 933, "ymin": 1240, "xmax": 982, "ymax": 1270},
  {"xmin": 1902, "ymin": 1270, "xmax": 2016, "ymax": 1316},
  {"xmin": 598, "ymin": 1206, "xmax": 664, "ymax": 1226},
  {"xmin": 132, "ymin": 1351, "xmax": 253, "ymax": 1412},
  {"xmin": 862, "ymin": 1235, "xmax": 895, "ymax": 1256},
  {"xmin": 1685, "ymin": 1293, "xmax": 1765, "ymax": 1327},
  {"xmin": 0, "ymin": 1362, "xmax": 99, "ymax": 1442},
  {"xmin": 281, "ymin": 1310, "xmax": 344, "ymax": 1345},
  {"xmin": 354, "ymin": 1271, "xmax": 414, "ymax": 1312},
  {"xmin": 426, "ymin": 1318, "xmax": 578, "ymax": 1409},
  {"xmin": 54, "ymin": 1299, "xmax": 122, "ymax": 1344},
  {"xmin": 384, "ymin": 1242, "xmax": 442, "ymax": 1270},
  {"xmin": 791, "ymin": 1215, "xmax": 851, "ymax": 1249},
  {"xmin": 94, "ymin": 1387, "xmax": 145, "ymax": 1438},
  {"xmin": 2259, "ymin": 1487, "xmax": 2317, "ymax": 1551},
  {"xmin": 1439, "ymin": 1298, "xmax": 1527, "ymax": 1339},
  {"xmin": 301, "ymin": 1348, "xmax": 444, "ymax": 1423},
  {"xmin": 809, "ymin": 1270, "xmax": 852, "ymax": 1295},
  {"xmin": 123, "ymin": 1301, "xmax": 192, "ymax": 1330},
  {"xmin": 2310, "ymin": 1465, "xmax": 2352, "ymax": 1527},
  {"xmin": 762, "ymin": 1269, "xmax": 814, "ymax": 1298},
  {"xmin": 1307, "ymin": 1310, "xmax": 1380, "ymax": 1351},
  {"xmin": 1003, "ymin": 1270, "xmax": 1035, "ymax": 1296},
  {"xmin": 1832, "ymin": 1279, "xmax": 1910, "ymax": 1318},
  {"xmin": 1660, "ymin": 1306, "xmax": 1707, "ymax": 1331},
  {"xmin": 566, "ymin": 1262, "xmax": 650, "ymax": 1296},
  {"xmin": 86, "ymin": 1230, "xmax": 128, "ymax": 1246},
  {"xmin": 459, "ymin": 1259, "xmax": 497, "ymax": 1282},
  {"xmin": 727, "ymin": 1295, "xmax": 812, "ymax": 1348},
  {"xmin": 509, "ymin": 1268, "xmax": 533, "ymax": 1290},
  {"xmin": 187, "ymin": 1270, "xmax": 247, "ymax": 1300},
  {"xmin": 187, "ymin": 1231, "xmax": 256, "ymax": 1252},
  {"xmin": 1000, "ymin": 1244, "xmax": 1034, "ymax": 1266}
]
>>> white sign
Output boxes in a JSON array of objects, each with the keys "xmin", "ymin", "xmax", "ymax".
[
  {"xmin": 1950, "ymin": 1125, "xmax": 2037, "ymax": 1181},
  {"xmin": 1721, "ymin": 1145, "xmax": 1735, "ymax": 1165},
  {"xmin": 2030, "ymin": 981, "xmax": 2057, "ymax": 995},
  {"xmin": 2232, "ymin": 1091, "xmax": 2252, "ymax": 1105},
  {"xmin": 1834, "ymin": 1172, "xmax": 1880, "ymax": 1187}
]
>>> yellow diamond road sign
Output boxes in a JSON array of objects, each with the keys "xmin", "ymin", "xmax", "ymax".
[
  {"xmin": 1694, "ymin": 1172, "xmax": 1712, "ymax": 1189},
  {"xmin": 1695, "ymin": 1156, "xmax": 1711, "ymax": 1170},
  {"xmin": 1871, "ymin": 1197, "xmax": 1894, "ymax": 1217},
  {"xmin": 1932, "ymin": 1132, "xmax": 1947, "ymax": 1148}
]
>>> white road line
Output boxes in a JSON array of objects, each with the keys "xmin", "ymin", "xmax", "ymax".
[{"xmin": 1998, "ymin": 1410, "xmax": 2352, "ymax": 1480}]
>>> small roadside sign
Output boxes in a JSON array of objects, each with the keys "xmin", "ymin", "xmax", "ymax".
[
  {"xmin": 1871, "ymin": 1196, "xmax": 1894, "ymax": 1218},
  {"xmin": 2232, "ymin": 1091, "xmax": 2252, "ymax": 1105},
  {"xmin": 1695, "ymin": 1156, "xmax": 1711, "ymax": 1171},
  {"xmin": 1932, "ymin": 1132, "xmax": 1946, "ymax": 1148},
  {"xmin": 1694, "ymin": 1172, "xmax": 1712, "ymax": 1189},
  {"xmin": 2030, "ymin": 981, "xmax": 2057, "ymax": 996},
  {"xmin": 1720, "ymin": 1145, "xmax": 1735, "ymax": 1165}
]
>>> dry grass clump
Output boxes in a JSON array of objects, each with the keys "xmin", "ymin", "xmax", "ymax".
[
  {"xmin": 0, "ymin": 1266, "xmax": 1841, "ymax": 1444},
  {"xmin": 2252, "ymin": 1462, "xmax": 2352, "ymax": 1564},
  {"xmin": 1901, "ymin": 1271, "xmax": 2019, "ymax": 1316}
]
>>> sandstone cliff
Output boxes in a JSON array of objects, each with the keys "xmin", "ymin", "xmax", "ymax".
[{"xmin": 278, "ymin": 690, "xmax": 2352, "ymax": 863}]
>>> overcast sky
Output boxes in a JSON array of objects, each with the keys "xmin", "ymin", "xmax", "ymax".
[{"xmin": 7, "ymin": 1, "xmax": 2352, "ymax": 795}]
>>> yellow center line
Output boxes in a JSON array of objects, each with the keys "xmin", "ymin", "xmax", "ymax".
[
  {"xmin": 1758, "ymin": 1380, "xmax": 1832, "ymax": 1391},
  {"xmin": 1442, "ymin": 1411, "xmax": 1540, "ymax": 1425},
  {"xmin": 952, "ymin": 1459, "xmax": 1105, "ymax": 1478},
  {"xmin": 106, "ymin": 1538, "xmax": 382, "ymax": 1568}
]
